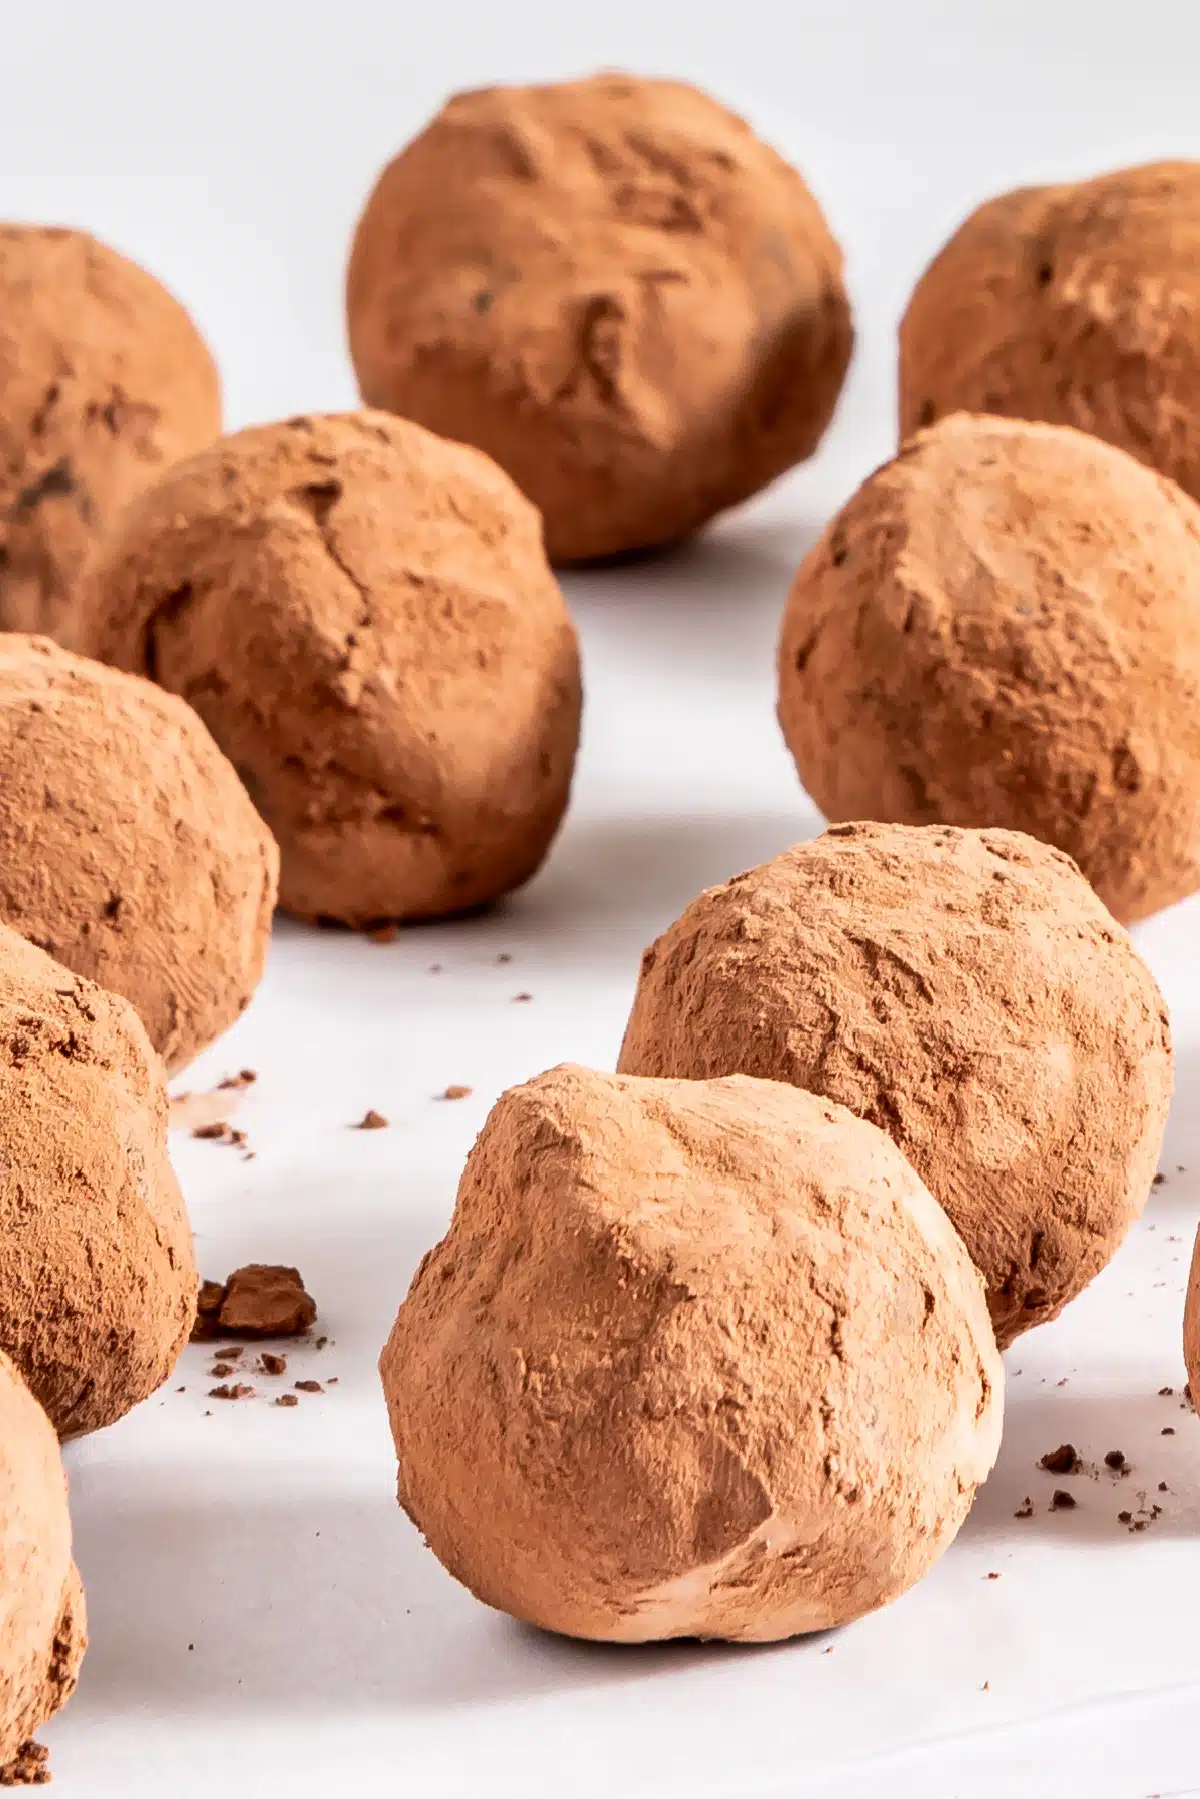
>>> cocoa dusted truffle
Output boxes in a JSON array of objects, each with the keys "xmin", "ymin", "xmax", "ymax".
[
  {"xmin": 618, "ymin": 824, "xmax": 1172, "ymax": 1347},
  {"xmin": 0, "ymin": 635, "xmax": 277, "ymax": 1071},
  {"xmin": 346, "ymin": 74, "xmax": 852, "ymax": 562},
  {"xmin": 0, "ymin": 224, "xmax": 220, "ymax": 648},
  {"xmin": 0, "ymin": 1351, "xmax": 86, "ymax": 1765},
  {"xmin": 777, "ymin": 412, "xmax": 1200, "ymax": 923},
  {"xmin": 0, "ymin": 924, "xmax": 197, "ymax": 1437},
  {"xmin": 899, "ymin": 161, "xmax": 1200, "ymax": 503},
  {"xmin": 380, "ymin": 1065, "xmax": 1002, "ymax": 1642},
  {"xmin": 78, "ymin": 411, "xmax": 582, "ymax": 926}
]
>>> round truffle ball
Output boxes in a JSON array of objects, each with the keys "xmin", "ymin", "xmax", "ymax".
[
  {"xmin": 0, "ymin": 1351, "xmax": 86, "ymax": 1764},
  {"xmin": 380, "ymin": 1064, "xmax": 1002, "ymax": 1643},
  {"xmin": 899, "ymin": 161, "xmax": 1200, "ymax": 502},
  {"xmin": 619, "ymin": 824, "xmax": 1172, "ymax": 1346},
  {"xmin": 78, "ymin": 411, "xmax": 582, "ymax": 925},
  {"xmin": 777, "ymin": 411, "xmax": 1200, "ymax": 923},
  {"xmin": 0, "ymin": 635, "xmax": 277, "ymax": 1071},
  {"xmin": 346, "ymin": 74, "xmax": 852, "ymax": 562},
  {"xmin": 0, "ymin": 224, "xmax": 221, "ymax": 649},
  {"xmin": 0, "ymin": 924, "xmax": 197, "ymax": 1437}
]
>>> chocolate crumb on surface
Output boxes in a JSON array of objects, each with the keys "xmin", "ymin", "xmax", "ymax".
[
  {"xmin": 1154, "ymin": 1171, "xmax": 1166, "ymax": 1186},
  {"xmin": 440, "ymin": 1084, "xmax": 472, "ymax": 1100},
  {"xmin": 192, "ymin": 1121, "xmax": 230, "ymax": 1141},
  {"xmin": 355, "ymin": 1109, "xmax": 389, "ymax": 1130},
  {"xmin": 512, "ymin": 991, "xmax": 534, "ymax": 1003},
  {"xmin": 209, "ymin": 1383, "xmax": 255, "ymax": 1400},
  {"xmin": 1160, "ymin": 1386, "xmax": 1175, "ymax": 1396},
  {"xmin": 1118, "ymin": 1509, "xmax": 1133, "ymax": 1524},
  {"xmin": 295, "ymin": 1379, "xmax": 323, "ymax": 1394},
  {"xmin": 218, "ymin": 1069, "xmax": 258, "ymax": 1090},
  {"xmin": 316, "ymin": 1335, "xmax": 329, "ymax": 1351},
  {"xmin": 260, "ymin": 1352, "xmax": 287, "ymax": 1376},
  {"xmin": 196, "ymin": 1265, "xmax": 317, "ymax": 1339},
  {"xmin": 1159, "ymin": 1481, "xmax": 1169, "ymax": 1492},
  {"xmin": 210, "ymin": 1362, "xmax": 234, "ymax": 1378},
  {"xmin": 1051, "ymin": 1489, "xmax": 1077, "ymax": 1510},
  {"xmin": 1163, "ymin": 1427, "xmax": 1176, "ymax": 1435},
  {"xmin": 1015, "ymin": 1497, "xmax": 1034, "ymax": 1519},
  {"xmin": 275, "ymin": 1394, "xmax": 299, "ymax": 1408},
  {"xmin": 1040, "ymin": 1443, "xmax": 1079, "ymax": 1475},
  {"xmin": 0, "ymin": 1741, "xmax": 50, "ymax": 1787},
  {"xmin": 1104, "ymin": 1449, "xmax": 1129, "ymax": 1472}
]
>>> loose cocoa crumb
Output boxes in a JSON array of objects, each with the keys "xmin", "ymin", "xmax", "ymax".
[
  {"xmin": 985, "ymin": 1571, "xmax": 1000, "ymax": 1580},
  {"xmin": 1160, "ymin": 1386, "xmax": 1175, "ymax": 1396},
  {"xmin": 223, "ymin": 1346, "xmax": 244, "ymax": 1359},
  {"xmin": 192, "ymin": 1121, "xmax": 230, "ymax": 1141},
  {"xmin": 194, "ymin": 1265, "xmax": 317, "ymax": 1339},
  {"xmin": 1153, "ymin": 1172, "xmax": 1166, "ymax": 1186},
  {"xmin": 210, "ymin": 1362, "xmax": 234, "ymax": 1378},
  {"xmin": 229, "ymin": 1128, "xmax": 248, "ymax": 1147},
  {"xmin": 496, "ymin": 952, "xmax": 513, "ymax": 964},
  {"xmin": 1040, "ymin": 1443, "xmax": 1079, "ymax": 1475},
  {"xmin": 440, "ymin": 1084, "xmax": 472, "ymax": 1100},
  {"xmin": 368, "ymin": 924, "xmax": 398, "ymax": 945},
  {"xmin": 260, "ymin": 1352, "xmax": 287, "ymax": 1376},
  {"xmin": 512, "ymin": 992, "xmax": 533, "ymax": 1003},
  {"xmin": 275, "ymin": 1393, "xmax": 299, "ymax": 1408},
  {"xmin": 218, "ymin": 1069, "xmax": 258, "ymax": 1089},
  {"xmin": 295, "ymin": 1379, "xmax": 323, "ymax": 1394},
  {"xmin": 1104, "ymin": 1449, "xmax": 1128, "ymax": 1472},
  {"xmin": 1051, "ymin": 1489, "xmax": 1077, "ymax": 1510},
  {"xmin": 1163, "ymin": 1427, "xmax": 1176, "ymax": 1435},
  {"xmin": 315, "ymin": 1335, "xmax": 328, "ymax": 1350},
  {"xmin": 1014, "ymin": 1498, "xmax": 1033, "ymax": 1519},
  {"xmin": 1159, "ymin": 1481, "xmax": 1169, "ymax": 1492},
  {"xmin": 209, "ymin": 1383, "xmax": 255, "ymax": 1400},
  {"xmin": 355, "ymin": 1109, "xmax": 389, "ymax": 1130},
  {"xmin": 1118, "ymin": 1510, "xmax": 1133, "ymax": 1524},
  {"xmin": 0, "ymin": 1741, "xmax": 49, "ymax": 1786}
]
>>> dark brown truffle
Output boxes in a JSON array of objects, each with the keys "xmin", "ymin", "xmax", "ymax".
[
  {"xmin": 77, "ymin": 411, "xmax": 582, "ymax": 925},
  {"xmin": 618, "ymin": 823, "xmax": 1172, "ymax": 1346},
  {"xmin": 0, "ymin": 634, "xmax": 278, "ymax": 1070},
  {"xmin": 346, "ymin": 74, "xmax": 852, "ymax": 562},
  {"xmin": 0, "ymin": 1351, "xmax": 86, "ymax": 1763},
  {"xmin": 0, "ymin": 225, "xmax": 220, "ymax": 648},
  {"xmin": 777, "ymin": 412, "xmax": 1200, "ymax": 924},
  {"xmin": 899, "ymin": 161, "xmax": 1200, "ymax": 505}
]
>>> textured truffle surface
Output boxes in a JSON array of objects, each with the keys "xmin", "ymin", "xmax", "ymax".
[
  {"xmin": 79, "ymin": 410, "xmax": 581, "ymax": 925},
  {"xmin": 0, "ymin": 926, "xmax": 197, "ymax": 1437},
  {"xmin": 899, "ymin": 161, "xmax": 1200, "ymax": 503},
  {"xmin": 381, "ymin": 1064, "xmax": 1002, "ymax": 1643},
  {"xmin": 776, "ymin": 412, "xmax": 1200, "ymax": 924},
  {"xmin": 618, "ymin": 824, "xmax": 1171, "ymax": 1347},
  {"xmin": 0, "ymin": 1351, "xmax": 86, "ymax": 1762},
  {"xmin": 347, "ymin": 74, "xmax": 852, "ymax": 562},
  {"xmin": 0, "ymin": 635, "xmax": 277, "ymax": 1071},
  {"xmin": 0, "ymin": 224, "xmax": 220, "ymax": 648}
]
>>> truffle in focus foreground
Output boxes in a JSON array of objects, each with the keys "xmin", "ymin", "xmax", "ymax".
[
  {"xmin": 0, "ymin": 635, "xmax": 278, "ymax": 1071},
  {"xmin": 0, "ymin": 1350, "xmax": 86, "ymax": 1766},
  {"xmin": 899, "ymin": 161, "xmax": 1200, "ymax": 503},
  {"xmin": 380, "ymin": 1064, "xmax": 1002, "ymax": 1642},
  {"xmin": 347, "ymin": 73, "xmax": 852, "ymax": 562},
  {"xmin": 0, "ymin": 224, "xmax": 221, "ymax": 648},
  {"xmin": 618, "ymin": 823, "xmax": 1172, "ymax": 1347},
  {"xmin": 777, "ymin": 412, "xmax": 1200, "ymax": 924},
  {"xmin": 0, "ymin": 924, "xmax": 197, "ymax": 1437},
  {"xmin": 79, "ymin": 411, "xmax": 582, "ymax": 926}
]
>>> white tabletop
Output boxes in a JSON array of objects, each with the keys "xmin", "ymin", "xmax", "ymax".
[{"xmin": 10, "ymin": 2, "xmax": 1200, "ymax": 1793}]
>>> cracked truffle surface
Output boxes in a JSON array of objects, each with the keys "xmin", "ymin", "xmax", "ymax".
[
  {"xmin": 899, "ymin": 161, "xmax": 1200, "ymax": 504},
  {"xmin": 380, "ymin": 1064, "xmax": 1002, "ymax": 1642},
  {"xmin": 0, "ymin": 635, "xmax": 277, "ymax": 1071},
  {"xmin": 347, "ymin": 74, "xmax": 852, "ymax": 562},
  {"xmin": 777, "ymin": 411, "xmax": 1200, "ymax": 924},
  {"xmin": 0, "ymin": 224, "xmax": 220, "ymax": 648},
  {"xmin": 0, "ymin": 1351, "xmax": 86, "ymax": 1761},
  {"xmin": 618, "ymin": 824, "xmax": 1172, "ymax": 1346},
  {"xmin": 79, "ymin": 410, "xmax": 582, "ymax": 925},
  {"xmin": 0, "ymin": 925, "xmax": 197, "ymax": 1437}
]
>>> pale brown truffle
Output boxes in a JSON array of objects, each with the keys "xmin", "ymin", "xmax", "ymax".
[
  {"xmin": 776, "ymin": 412, "xmax": 1200, "ymax": 923},
  {"xmin": 619, "ymin": 825, "xmax": 1171, "ymax": 1346},
  {"xmin": 346, "ymin": 74, "xmax": 852, "ymax": 563},
  {"xmin": 77, "ymin": 411, "xmax": 581, "ymax": 924},
  {"xmin": 899, "ymin": 161, "xmax": 1200, "ymax": 504},
  {"xmin": 0, "ymin": 225, "xmax": 220, "ymax": 649},
  {"xmin": 380, "ymin": 1064, "xmax": 1002, "ymax": 1643},
  {"xmin": 0, "ymin": 925, "xmax": 197, "ymax": 1436},
  {"xmin": 0, "ymin": 635, "xmax": 277, "ymax": 1071},
  {"xmin": 0, "ymin": 1351, "xmax": 86, "ymax": 1763}
]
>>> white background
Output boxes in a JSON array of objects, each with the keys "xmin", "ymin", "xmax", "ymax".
[{"xmin": 6, "ymin": 2, "xmax": 1200, "ymax": 1794}]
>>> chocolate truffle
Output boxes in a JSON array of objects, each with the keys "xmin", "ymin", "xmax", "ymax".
[
  {"xmin": 776, "ymin": 412, "xmax": 1200, "ymax": 923},
  {"xmin": 0, "ymin": 924, "xmax": 197, "ymax": 1436},
  {"xmin": 899, "ymin": 161, "xmax": 1200, "ymax": 504},
  {"xmin": 381, "ymin": 1065, "xmax": 1002, "ymax": 1642},
  {"xmin": 0, "ymin": 635, "xmax": 277, "ymax": 1071},
  {"xmin": 0, "ymin": 1351, "xmax": 86, "ymax": 1763},
  {"xmin": 0, "ymin": 224, "xmax": 220, "ymax": 648},
  {"xmin": 618, "ymin": 824, "xmax": 1171, "ymax": 1347},
  {"xmin": 78, "ymin": 411, "xmax": 582, "ymax": 925},
  {"xmin": 346, "ymin": 74, "xmax": 852, "ymax": 562}
]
